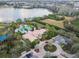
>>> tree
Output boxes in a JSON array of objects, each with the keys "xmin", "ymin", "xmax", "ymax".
[
  {"xmin": 33, "ymin": 17, "xmax": 43, "ymax": 21},
  {"xmin": 40, "ymin": 24, "xmax": 57, "ymax": 41},
  {"xmin": 14, "ymin": 31, "xmax": 22, "ymax": 40},
  {"xmin": 25, "ymin": 20, "xmax": 32, "ymax": 25},
  {"xmin": 57, "ymin": 29, "xmax": 79, "ymax": 43},
  {"xmin": 9, "ymin": 39, "xmax": 32, "ymax": 57},
  {"xmin": 71, "ymin": 43, "xmax": 79, "ymax": 54},
  {"xmin": 9, "ymin": 22, "xmax": 17, "ymax": 31},
  {"xmin": 60, "ymin": 16, "xmax": 65, "ymax": 20},
  {"xmin": 45, "ymin": 24, "xmax": 57, "ymax": 39},
  {"xmin": 16, "ymin": 18, "xmax": 22, "ymax": 24},
  {"xmin": 40, "ymin": 32, "xmax": 48, "ymax": 41},
  {"xmin": 23, "ymin": 39, "xmax": 32, "ymax": 51},
  {"xmin": 6, "ymin": 41, "xmax": 14, "ymax": 54},
  {"xmin": 31, "ymin": 39, "xmax": 40, "ymax": 48}
]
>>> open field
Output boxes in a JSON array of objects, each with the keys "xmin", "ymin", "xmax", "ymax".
[
  {"xmin": 41, "ymin": 16, "xmax": 73, "ymax": 29},
  {"xmin": 0, "ymin": 25, "xmax": 5, "ymax": 29},
  {"xmin": 72, "ymin": 20, "xmax": 79, "ymax": 28},
  {"xmin": 64, "ymin": 16, "xmax": 73, "ymax": 21},
  {"xmin": 0, "ymin": 23, "xmax": 8, "ymax": 35},
  {"xmin": 0, "ymin": 23, "xmax": 6, "ymax": 29},
  {"xmin": 42, "ymin": 19, "xmax": 64, "ymax": 28}
]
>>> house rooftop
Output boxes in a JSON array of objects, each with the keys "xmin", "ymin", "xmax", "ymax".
[
  {"xmin": 54, "ymin": 35, "xmax": 72, "ymax": 45},
  {"xmin": 22, "ymin": 29, "xmax": 47, "ymax": 42}
]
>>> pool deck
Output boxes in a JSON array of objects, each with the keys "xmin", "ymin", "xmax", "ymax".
[{"xmin": 22, "ymin": 29, "xmax": 47, "ymax": 42}]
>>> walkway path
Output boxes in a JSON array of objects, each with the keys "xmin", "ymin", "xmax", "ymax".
[
  {"xmin": 20, "ymin": 39, "xmax": 75, "ymax": 58},
  {"xmin": 34, "ymin": 39, "xmax": 75, "ymax": 58}
]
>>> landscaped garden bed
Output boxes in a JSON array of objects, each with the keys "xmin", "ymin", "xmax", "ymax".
[
  {"xmin": 62, "ymin": 43, "xmax": 74, "ymax": 54},
  {"xmin": 44, "ymin": 44, "xmax": 57, "ymax": 52}
]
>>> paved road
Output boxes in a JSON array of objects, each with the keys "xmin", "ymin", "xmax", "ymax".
[{"xmin": 20, "ymin": 39, "xmax": 75, "ymax": 58}]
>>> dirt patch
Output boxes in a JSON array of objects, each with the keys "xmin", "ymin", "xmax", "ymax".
[
  {"xmin": 42, "ymin": 19, "xmax": 64, "ymax": 28},
  {"xmin": 41, "ymin": 16, "xmax": 73, "ymax": 29},
  {"xmin": 64, "ymin": 16, "xmax": 73, "ymax": 21}
]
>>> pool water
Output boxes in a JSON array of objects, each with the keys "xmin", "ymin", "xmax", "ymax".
[{"xmin": 0, "ymin": 34, "xmax": 8, "ymax": 42}]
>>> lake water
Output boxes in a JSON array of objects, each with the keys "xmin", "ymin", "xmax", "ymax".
[{"xmin": 0, "ymin": 8, "xmax": 52, "ymax": 23}]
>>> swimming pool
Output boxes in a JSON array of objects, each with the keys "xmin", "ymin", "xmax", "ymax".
[
  {"xmin": 0, "ymin": 34, "xmax": 8, "ymax": 42},
  {"xmin": 15, "ymin": 25, "xmax": 32, "ymax": 34}
]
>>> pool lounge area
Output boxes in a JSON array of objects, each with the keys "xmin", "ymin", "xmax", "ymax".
[
  {"xmin": 15, "ymin": 25, "xmax": 33, "ymax": 34},
  {"xmin": 22, "ymin": 29, "xmax": 47, "ymax": 42}
]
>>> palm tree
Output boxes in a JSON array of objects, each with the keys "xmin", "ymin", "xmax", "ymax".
[
  {"xmin": 14, "ymin": 31, "xmax": 22, "ymax": 40},
  {"xmin": 25, "ymin": 20, "xmax": 32, "ymax": 25},
  {"xmin": 9, "ymin": 22, "xmax": 17, "ymax": 33}
]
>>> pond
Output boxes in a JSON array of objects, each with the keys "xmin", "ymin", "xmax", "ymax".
[{"xmin": 0, "ymin": 7, "xmax": 52, "ymax": 23}]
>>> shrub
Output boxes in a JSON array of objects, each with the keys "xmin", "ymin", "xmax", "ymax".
[
  {"xmin": 62, "ymin": 43, "xmax": 73, "ymax": 54},
  {"xmin": 47, "ymin": 14, "xmax": 65, "ymax": 21},
  {"xmin": 44, "ymin": 44, "xmax": 57, "ymax": 52},
  {"xmin": 31, "ymin": 39, "xmax": 40, "ymax": 48},
  {"xmin": 16, "ymin": 18, "xmax": 22, "ymax": 24},
  {"xmin": 71, "ymin": 43, "xmax": 79, "ymax": 54}
]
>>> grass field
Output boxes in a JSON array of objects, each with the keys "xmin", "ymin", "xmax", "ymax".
[
  {"xmin": 0, "ymin": 23, "xmax": 7, "ymax": 35},
  {"xmin": 72, "ymin": 20, "xmax": 79, "ymax": 28},
  {"xmin": 32, "ymin": 21, "xmax": 45, "ymax": 28},
  {"xmin": 0, "ymin": 26, "xmax": 5, "ymax": 28},
  {"xmin": 42, "ymin": 19, "xmax": 64, "ymax": 28},
  {"xmin": 41, "ymin": 16, "xmax": 73, "ymax": 29},
  {"xmin": 0, "ymin": 23, "xmax": 6, "ymax": 29}
]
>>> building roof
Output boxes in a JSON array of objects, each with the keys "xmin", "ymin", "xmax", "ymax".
[
  {"xmin": 22, "ymin": 29, "xmax": 47, "ymax": 42},
  {"xmin": 54, "ymin": 35, "xmax": 72, "ymax": 45}
]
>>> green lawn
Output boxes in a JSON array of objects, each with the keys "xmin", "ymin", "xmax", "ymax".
[
  {"xmin": 0, "ymin": 50, "xmax": 12, "ymax": 58},
  {"xmin": 0, "ymin": 23, "xmax": 6, "ymax": 29},
  {"xmin": 72, "ymin": 20, "xmax": 79, "ymax": 28},
  {"xmin": 47, "ymin": 14, "xmax": 65, "ymax": 21},
  {"xmin": 0, "ymin": 26, "xmax": 5, "ymax": 28},
  {"xmin": 32, "ymin": 22, "xmax": 45, "ymax": 28}
]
